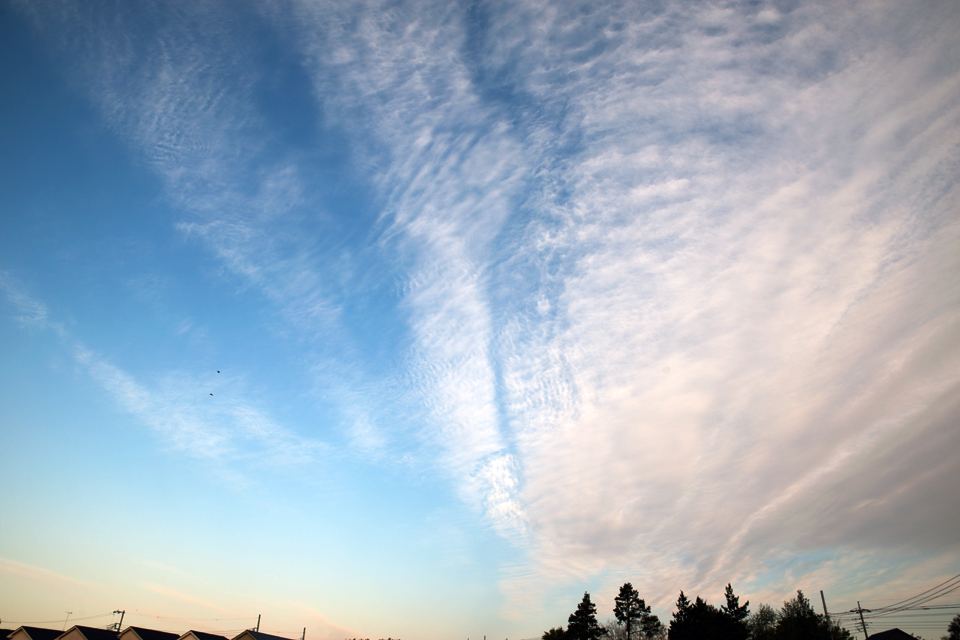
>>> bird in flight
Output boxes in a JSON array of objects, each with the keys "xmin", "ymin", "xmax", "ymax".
[{"xmin": 210, "ymin": 393, "xmax": 213, "ymax": 396}]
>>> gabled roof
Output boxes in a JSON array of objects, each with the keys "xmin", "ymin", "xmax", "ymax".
[
  {"xmin": 231, "ymin": 630, "xmax": 295, "ymax": 640},
  {"xmin": 119, "ymin": 628, "xmax": 178, "ymax": 640},
  {"xmin": 177, "ymin": 632, "xmax": 228, "ymax": 640},
  {"xmin": 62, "ymin": 625, "xmax": 119, "ymax": 640},
  {"xmin": 866, "ymin": 630, "xmax": 915, "ymax": 640},
  {"xmin": 6, "ymin": 627, "xmax": 64, "ymax": 640}
]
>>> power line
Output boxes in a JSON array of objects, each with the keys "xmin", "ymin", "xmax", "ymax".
[
  {"xmin": 3, "ymin": 614, "xmax": 115, "ymax": 625},
  {"xmin": 875, "ymin": 573, "xmax": 960, "ymax": 611},
  {"xmin": 838, "ymin": 572, "xmax": 960, "ymax": 621},
  {"xmin": 861, "ymin": 573, "xmax": 960, "ymax": 617},
  {"xmin": 141, "ymin": 616, "xmax": 259, "ymax": 621}
]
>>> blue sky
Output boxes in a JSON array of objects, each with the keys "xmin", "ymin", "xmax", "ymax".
[{"xmin": 1, "ymin": 0, "xmax": 959, "ymax": 639}]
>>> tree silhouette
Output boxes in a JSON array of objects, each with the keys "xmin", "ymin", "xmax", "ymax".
[
  {"xmin": 668, "ymin": 592, "xmax": 744, "ymax": 640},
  {"xmin": 747, "ymin": 603, "xmax": 778, "ymax": 640},
  {"xmin": 568, "ymin": 592, "xmax": 607, "ymax": 640},
  {"xmin": 720, "ymin": 584, "xmax": 749, "ymax": 640},
  {"xmin": 672, "ymin": 591, "xmax": 691, "ymax": 628},
  {"xmin": 774, "ymin": 590, "xmax": 850, "ymax": 640},
  {"xmin": 542, "ymin": 628, "xmax": 567, "ymax": 640},
  {"xmin": 639, "ymin": 612, "xmax": 664, "ymax": 640},
  {"xmin": 943, "ymin": 613, "xmax": 960, "ymax": 640},
  {"xmin": 614, "ymin": 583, "xmax": 646, "ymax": 640},
  {"xmin": 722, "ymin": 584, "xmax": 749, "ymax": 623}
]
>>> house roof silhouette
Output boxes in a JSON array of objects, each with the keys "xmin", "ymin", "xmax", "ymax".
[
  {"xmin": 59, "ymin": 626, "xmax": 119, "ymax": 640},
  {"xmin": 177, "ymin": 631, "xmax": 229, "ymax": 640},
  {"xmin": 119, "ymin": 628, "xmax": 178, "ymax": 640},
  {"xmin": 4, "ymin": 627, "xmax": 64, "ymax": 640},
  {"xmin": 231, "ymin": 630, "xmax": 295, "ymax": 640},
  {"xmin": 866, "ymin": 629, "xmax": 915, "ymax": 640}
]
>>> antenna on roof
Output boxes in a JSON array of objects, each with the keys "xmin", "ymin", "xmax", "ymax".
[{"xmin": 64, "ymin": 613, "xmax": 73, "ymax": 632}]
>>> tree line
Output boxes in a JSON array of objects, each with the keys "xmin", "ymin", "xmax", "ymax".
[{"xmin": 542, "ymin": 583, "xmax": 854, "ymax": 640}]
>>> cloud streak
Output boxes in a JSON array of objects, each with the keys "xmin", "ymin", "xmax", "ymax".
[
  {"xmin": 0, "ymin": 277, "xmax": 324, "ymax": 479},
  {"xmin": 287, "ymin": 0, "xmax": 533, "ymax": 532}
]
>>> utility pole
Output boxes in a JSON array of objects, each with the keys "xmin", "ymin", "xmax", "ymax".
[
  {"xmin": 857, "ymin": 601, "xmax": 868, "ymax": 639},
  {"xmin": 256, "ymin": 615, "xmax": 261, "ymax": 632},
  {"xmin": 113, "ymin": 610, "xmax": 126, "ymax": 632},
  {"xmin": 301, "ymin": 628, "xmax": 306, "ymax": 640},
  {"xmin": 820, "ymin": 591, "xmax": 831, "ymax": 625}
]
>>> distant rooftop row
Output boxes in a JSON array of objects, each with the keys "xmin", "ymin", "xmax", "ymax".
[{"xmin": 4, "ymin": 625, "xmax": 296, "ymax": 640}]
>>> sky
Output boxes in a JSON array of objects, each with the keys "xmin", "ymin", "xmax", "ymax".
[{"xmin": 1, "ymin": 0, "xmax": 959, "ymax": 639}]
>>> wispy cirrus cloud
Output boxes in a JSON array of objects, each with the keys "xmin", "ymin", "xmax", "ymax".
[
  {"xmin": 14, "ymin": 0, "xmax": 357, "ymax": 341},
  {"xmin": 0, "ymin": 277, "xmax": 324, "ymax": 479},
  {"xmin": 0, "ymin": 557, "xmax": 100, "ymax": 591},
  {"xmin": 12, "ymin": 0, "xmax": 403, "ymax": 461},
  {"xmin": 0, "ymin": 271, "xmax": 67, "ymax": 337},
  {"xmin": 9, "ymin": 0, "xmax": 960, "ymax": 628},
  {"xmin": 287, "ymin": 0, "xmax": 532, "ymax": 532},
  {"xmin": 481, "ymin": 0, "xmax": 960, "ymax": 611},
  {"xmin": 269, "ymin": 0, "xmax": 960, "ymax": 609},
  {"xmin": 277, "ymin": 0, "xmax": 960, "ymax": 614},
  {"xmin": 76, "ymin": 347, "xmax": 326, "ymax": 470}
]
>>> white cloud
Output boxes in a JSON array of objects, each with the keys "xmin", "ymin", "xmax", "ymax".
[
  {"xmin": 288, "ymin": 0, "xmax": 531, "ymax": 528},
  {"xmin": 484, "ymin": 0, "xmax": 960, "ymax": 606},
  {"xmin": 0, "ymin": 279, "xmax": 324, "ymax": 478},
  {"xmin": 260, "ymin": 0, "xmax": 960, "ymax": 607},
  {"xmin": 10, "ymin": 0, "xmax": 960, "ymax": 622},
  {"xmin": 75, "ymin": 347, "xmax": 327, "ymax": 473},
  {"xmin": 0, "ymin": 271, "xmax": 67, "ymax": 338},
  {"xmin": 12, "ymin": 0, "xmax": 400, "ymax": 468}
]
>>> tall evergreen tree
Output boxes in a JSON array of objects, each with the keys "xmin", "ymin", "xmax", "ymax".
[
  {"xmin": 722, "ymin": 584, "xmax": 750, "ymax": 623},
  {"xmin": 614, "ymin": 583, "xmax": 646, "ymax": 640},
  {"xmin": 568, "ymin": 592, "xmax": 607, "ymax": 640},
  {"xmin": 672, "ymin": 591, "xmax": 691, "ymax": 627},
  {"xmin": 720, "ymin": 584, "xmax": 749, "ymax": 640}
]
